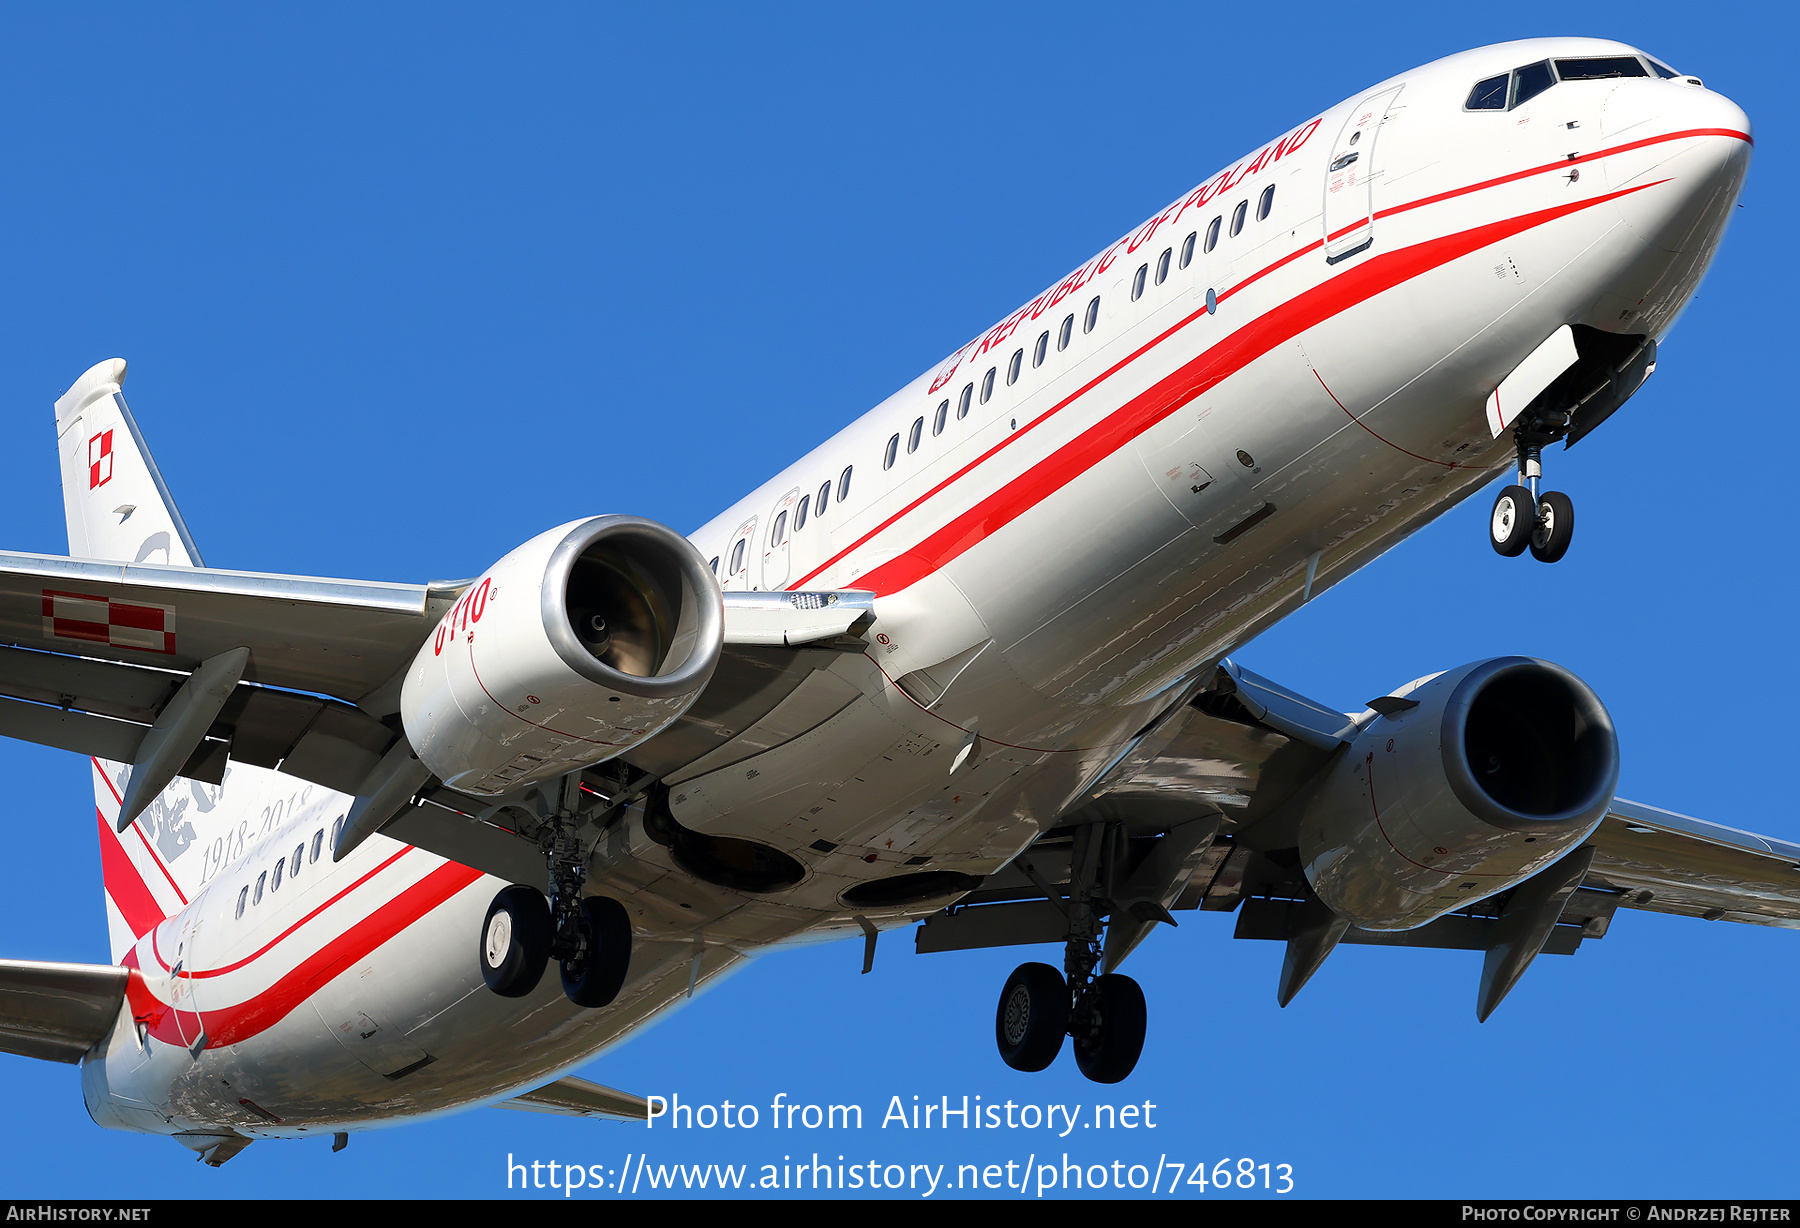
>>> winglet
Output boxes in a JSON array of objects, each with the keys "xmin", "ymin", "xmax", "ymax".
[{"xmin": 54, "ymin": 358, "xmax": 205, "ymax": 568}]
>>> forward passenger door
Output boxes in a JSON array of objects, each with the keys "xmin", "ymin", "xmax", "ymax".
[{"xmin": 1323, "ymin": 85, "xmax": 1403, "ymax": 262}]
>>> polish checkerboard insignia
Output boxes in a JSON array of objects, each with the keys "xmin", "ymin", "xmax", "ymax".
[
  {"xmin": 42, "ymin": 589, "xmax": 176, "ymax": 655},
  {"xmin": 88, "ymin": 430, "xmax": 114, "ymax": 489}
]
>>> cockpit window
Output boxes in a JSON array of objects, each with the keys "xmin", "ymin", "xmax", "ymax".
[
  {"xmin": 1470, "ymin": 55, "xmax": 1664, "ymax": 117},
  {"xmin": 1554, "ymin": 56, "xmax": 1648, "ymax": 81},
  {"xmin": 1511, "ymin": 60, "xmax": 1555, "ymax": 107},
  {"xmin": 1466, "ymin": 74, "xmax": 1508, "ymax": 110},
  {"xmin": 1647, "ymin": 58, "xmax": 1681, "ymax": 80}
]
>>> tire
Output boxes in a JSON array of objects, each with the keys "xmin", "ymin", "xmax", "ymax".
[
  {"xmin": 1072, "ymin": 973, "xmax": 1147, "ymax": 1085},
  {"xmin": 1490, "ymin": 485, "xmax": 1533, "ymax": 557},
  {"xmin": 1529, "ymin": 490, "xmax": 1575, "ymax": 563},
  {"xmin": 560, "ymin": 896, "xmax": 632, "ymax": 1009},
  {"xmin": 995, "ymin": 962, "xmax": 1068, "ymax": 1073},
  {"xmin": 480, "ymin": 886, "xmax": 552, "ymax": 998}
]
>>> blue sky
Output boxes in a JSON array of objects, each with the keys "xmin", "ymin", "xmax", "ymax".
[{"xmin": 0, "ymin": 2, "xmax": 1795, "ymax": 1200}]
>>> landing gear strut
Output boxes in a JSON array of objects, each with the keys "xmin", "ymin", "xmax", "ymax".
[
  {"xmin": 993, "ymin": 822, "xmax": 1149, "ymax": 1083},
  {"xmin": 478, "ymin": 771, "xmax": 634, "ymax": 1008},
  {"xmin": 1489, "ymin": 421, "xmax": 1575, "ymax": 563}
]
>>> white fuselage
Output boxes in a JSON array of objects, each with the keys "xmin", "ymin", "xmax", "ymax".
[{"xmin": 82, "ymin": 38, "xmax": 1751, "ymax": 1141}]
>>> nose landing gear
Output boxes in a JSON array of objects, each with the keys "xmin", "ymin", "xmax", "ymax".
[{"xmin": 1489, "ymin": 426, "xmax": 1575, "ymax": 563}]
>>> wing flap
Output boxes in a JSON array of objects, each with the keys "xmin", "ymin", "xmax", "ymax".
[{"xmin": 0, "ymin": 643, "xmax": 401, "ymax": 795}]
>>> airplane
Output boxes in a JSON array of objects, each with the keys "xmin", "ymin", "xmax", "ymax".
[{"xmin": 0, "ymin": 35, "xmax": 1787, "ymax": 1171}]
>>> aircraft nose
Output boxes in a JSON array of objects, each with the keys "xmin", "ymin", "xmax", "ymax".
[{"xmin": 1601, "ymin": 82, "xmax": 1752, "ymax": 255}]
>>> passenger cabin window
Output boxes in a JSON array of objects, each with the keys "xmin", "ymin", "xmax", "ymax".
[
  {"xmin": 709, "ymin": 556, "xmax": 719, "ymax": 575},
  {"xmin": 291, "ymin": 843, "xmax": 304, "ymax": 879},
  {"xmin": 332, "ymin": 816, "xmax": 346, "ymax": 851},
  {"xmin": 1006, "ymin": 349, "xmax": 1022, "ymax": 385},
  {"xmin": 1131, "ymin": 264, "xmax": 1147, "ymax": 301},
  {"xmin": 933, "ymin": 400, "xmax": 947, "ymax": 436},
  {"xmin": 817, "ymin": 479, "xmax": 831, "ymax": 514},
  {"xmin": 795, "ymin": 495, "xmax": 809, "ymax": 530},
  {"xmin": 1204, "ymin": 216, "xmax": 1221, "ymax": 252},
  {"xmin": 981, "ymin": 367, "xmax": 996, "ymax": 402},
  {"xmin": 236, "ymin": 886, "xmax": 248, "ymax": 919},
  {"xmin": 1230, "ymin": 200, "xmax": 1247, "ymax": 237},
  {"xmin": 310, "ymin": 830, "xmax": 323, "ymax": 863},
  {"xmin": 838, "ymin": 466, "xmax": 852, "ymax": 503},
  {"xmin": 1084, "ymin": 296, "xmax": 1100, "ymax": 333},
  {"xmin": 1257, "ymin": 185, "xmax": 1275, "ymax": 221},
  {"xmin": 254, "ymin": 871, "xmax": 267, "ymax": 905},
  {"xmin": 957, "ymin": 383, "xmax": 972, "ymax": 419},
  {"xmin": 1033, "ymin": 330, "xmax": 1048, "ymax": 367},
  {"xmin": 1058, "ymin": 314, "xmax": 1073, "ymax": 350},
  {"xmin": 907, "ymin": 417, "xmax": 922, "ymax": 453},
  {"xmin": 1155, "ymin": 248, "xmax": 1171, "ymax": 285},
  {"xmin": 884, "ymin": 433, "xmax": 900, "ymax": 469},
  {"xmin": 272, "ymin": 857, "xmax": 284, "ymax": 891},
  {"xmin": 1179, "ymin": 231, "xmax": 1196, "ymax": 269}
]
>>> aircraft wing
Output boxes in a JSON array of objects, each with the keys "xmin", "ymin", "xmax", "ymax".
[
  {"xmin": 922, "ymin": 661, "xmax": 1800, "ymax": 1000},
  {"xmin": 0, "ymin": 549, "xmax": 874, "ymax": 864},
  {"xmin": 1585, "ymin": 799, "xmax": 1800, "ymax": 928},
  {"xmin": 0, "ymin": 550, "xmax": 453, "ymax": 701},
  {"xmin": 1105, "ymin": 663, "xmax": 1800, "ymax": 932}
]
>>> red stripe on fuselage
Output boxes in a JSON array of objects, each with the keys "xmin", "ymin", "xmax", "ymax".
[
  {"xmin": 788, "ymin": 126, "xmax": 1747, "ymax": 594},
  {"xmin": 853, "ymin": 180, "xmax": 1664, "ymax": 596},
  {"xmin": 130, "ymin": 859, "xmax": 484, "ymax": 1050},
  {"xmin": 145, "ymin": 846, "xmax": 415, "ymax": 977}
]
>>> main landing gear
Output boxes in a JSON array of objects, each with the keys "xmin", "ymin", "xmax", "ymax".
[
  {"xmin": 996, "ymin": 963, "xmax": 1148, "ymax": 1085},
  {"xmin": 1489, "ymin": 423, "xmax": 1575, "ymax": 563},
  {"xmin": 993, "ymin": 823, "xmax": 1151, "ymax": 1084},
  {"xmin": 478, "ymin": 773, "xmax": 633, "ymax": 1009}
]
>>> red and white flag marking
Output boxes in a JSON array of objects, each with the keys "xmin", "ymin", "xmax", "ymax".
[{"xmin": 42, "ymin": 589, "xmax": 177, "ymax": 655}]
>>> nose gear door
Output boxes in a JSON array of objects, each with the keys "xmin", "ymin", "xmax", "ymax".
[{"xmin": 1323, "ymin": 85, "xmax": 1403, "ymax": 263}]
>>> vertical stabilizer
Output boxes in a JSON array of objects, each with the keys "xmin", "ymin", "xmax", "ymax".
[{"xmin": 55, "ymin": 359, "xmax": 204, "ymax": 568}]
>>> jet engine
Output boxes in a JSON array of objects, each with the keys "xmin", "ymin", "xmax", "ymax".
[
  {"xmin": 401, "ymin": 515, "xmax": 723, "ymax": 796},
  {"xmin": 1297, "ymin": 657, "xmax": 1617, "ymax": 930}
]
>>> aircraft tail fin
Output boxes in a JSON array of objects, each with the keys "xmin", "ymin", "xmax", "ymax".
[{"xmin": 54, "ymin": 359, "xmax": 204, "ymax": 568}]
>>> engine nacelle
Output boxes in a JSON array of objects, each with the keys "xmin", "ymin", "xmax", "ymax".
[
  {"xmin": 402, "ymin": 516, "xmax": 722, "ymax": 796},
  {"xmin": 1297, "ymin": 657, "xmax": 1618, "ymax": 931}
]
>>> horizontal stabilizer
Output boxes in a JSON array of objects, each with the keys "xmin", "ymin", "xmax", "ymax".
[
  {"xmin": 0, "ymin": 958, "xmax": 128, "ymax": 1064},
  {"xmin": 498, "ymin": 1075, "xmax": 650, "ymax": 1121}
]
